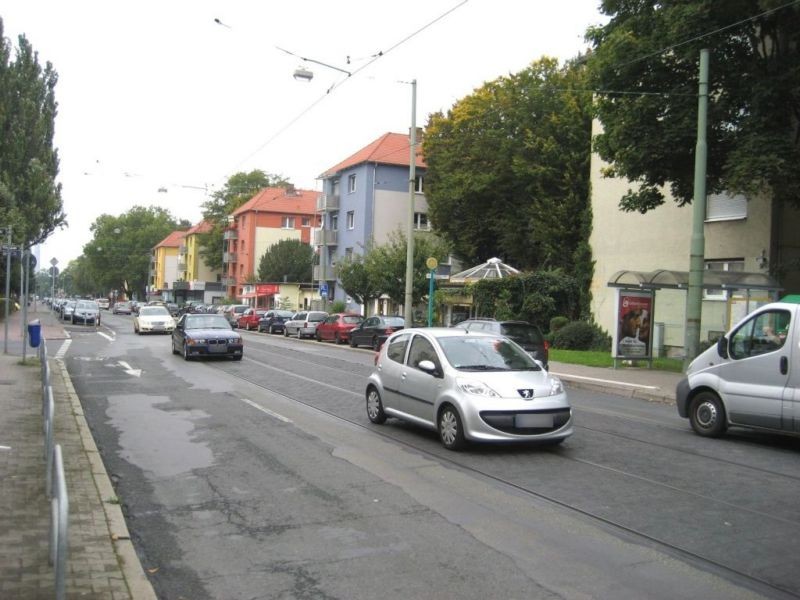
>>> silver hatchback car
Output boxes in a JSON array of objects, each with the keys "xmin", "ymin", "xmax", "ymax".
[{"xmin": 366, "ymin": 328, "xmax": 572, "ymax": 450}]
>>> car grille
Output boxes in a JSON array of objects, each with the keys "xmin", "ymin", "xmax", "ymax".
[{"xmin": 479, "ymin": 408, "xmax": 571, "ymax": 434}]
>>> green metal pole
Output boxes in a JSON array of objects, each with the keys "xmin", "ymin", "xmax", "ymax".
[
  {"xmin": 427, "ymin": 268, "xmax": 435, "ymax": 327},
  {"xmin": 684, "ymin": 48, "xmax": 710, "ymax": 369}
]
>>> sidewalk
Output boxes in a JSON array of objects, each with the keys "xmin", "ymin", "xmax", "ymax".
[
  {"xmin": 0, "ymin": 304, "xmax": 681, "ymax": 599},
  {"xmin": 0, "ymin": 304, "xmax": 156, "ymax": 600}
]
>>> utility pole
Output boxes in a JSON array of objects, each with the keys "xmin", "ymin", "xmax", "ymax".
[
  {"xmin": 3, "ymin": 226, "xmax": 11, "ymax": 354},
  {"xmin": 683, "ymin": 48, "xmax": 710, "ymax": 368},
  {"xmin": 403, "ymin": 79, "xmax": 417, "ymax": 325}
]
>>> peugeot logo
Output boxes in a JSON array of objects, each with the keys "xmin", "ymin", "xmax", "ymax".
[{"xmin": 518, "ymin": 389, "xmax": 534, "ymax": 399}]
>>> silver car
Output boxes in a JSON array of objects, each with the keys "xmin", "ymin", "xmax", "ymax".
[
  {"xmin": 73, "ymin": 300, "xmax": 100, "ymax": 325},
  {"xmin": 366, "ymin": 328, "xmax": 572, "ymax": 450},
  {"xmin": 283, "ymin": 310, "xmax": 328, "ymax": 339}
]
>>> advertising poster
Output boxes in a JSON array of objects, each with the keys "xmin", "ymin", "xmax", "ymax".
[{"xmin": 614, "ymin": 290, "xmax": 654, "ymax": 359}]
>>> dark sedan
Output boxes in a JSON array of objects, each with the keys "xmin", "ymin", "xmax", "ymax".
[
  {"xmin": 257, "ymin": 309, "xmax": 294, "ymax": 334},
  {"xmin": 349, "ymin": 315, "xmax": 405, "ymax": 350},
  {"xmin": 171, "ymin": 313, "xmax": 243, "ymax": 361}
]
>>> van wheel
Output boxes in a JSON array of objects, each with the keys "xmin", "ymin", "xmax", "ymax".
[{"xmin": 689, "ymin": 392, "xmax": 727, "ymax": 437}]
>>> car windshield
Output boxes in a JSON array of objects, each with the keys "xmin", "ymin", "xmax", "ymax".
[
  {"xmin": 342, "ymin": 316, "xmax": 363, "ymax": 324},
  {"xmin": 309, "ymin": 313, "xmax": 327, "ymax": 322},
  {"xmin": 185, "ymin": 315, "xmax": 231, "ymax": 330},
  {"xmin": 140, "ymin": 307, "xmax": 170, "ymax": 316},
  {"xmin": 501, "ymin": 323, "xmax": 544, "ymax": 345},
  {"xmin": 77, "ymin": 301, "xmax": 97, "ymax": 310},
  {"xmin": 383, "ymin": 317, "xmax": 405, "ymax": 327},
  {"xmin": 275, "ymin": 310, "xmax": 294, "ymax": 318},
  {"xmin": 438, "ymin": 336, "xmax": 541, "ymax": 372}
]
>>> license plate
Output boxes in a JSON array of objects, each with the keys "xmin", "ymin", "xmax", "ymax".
[
  {"xmin": 515, "ymin": 413, "xmax": 553, "ymax": 428},
  {"xmin": 208, "ymin": 344, "xmax": 228, "ymax": 353}
]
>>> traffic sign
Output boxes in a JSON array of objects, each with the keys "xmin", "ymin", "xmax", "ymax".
[{"xmin": 320, "ymin": 282, "xmax": 329, "ymax": 298}]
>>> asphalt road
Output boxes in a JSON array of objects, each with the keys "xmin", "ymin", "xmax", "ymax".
[{"xmin": 63, "ymin": 311, "xmax": 800, "ymax": 600}]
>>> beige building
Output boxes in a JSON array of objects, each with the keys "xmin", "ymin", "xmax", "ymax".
[{"xmin": 589, "ymin": 120, "xmax": 799, "ymax": 355}]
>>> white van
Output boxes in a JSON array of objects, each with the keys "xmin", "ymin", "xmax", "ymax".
[{"xmin": 677, "ymin": 301, "xmax": 798, "ymax": 437}]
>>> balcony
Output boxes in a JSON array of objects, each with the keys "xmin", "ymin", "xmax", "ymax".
[
  {"xmin": 316, "ymin": 193, "xmax": 340, "ymax": 212},
  {"xmin": 178, "ymin": 244, "xmax": 187, "ymax": 254},
  {"xmin": 313, "ymin": 229, "xmax": 338, "ymax": 246},
  {"xmin": 223, "ymin": 229, "xmax": 238, "ymax": 240},
  {"xmin": 223, "ymin": 252, "xmax": 238, "ymax": 263},
  {"xmin": 177, "ymin": 261, "xmax": 187, "ymax": 271},
  {"xmin": 313, "ymin": 265, "xmax": 336, "ymax": 281}
]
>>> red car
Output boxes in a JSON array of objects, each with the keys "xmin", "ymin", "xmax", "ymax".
[
  {"xmin": 236, "ymin": 308, "xmax": 266, "ymax": 330},
  {"xmin": 315, "ymin": 313, "xmax": 364, "ymax": 344}
]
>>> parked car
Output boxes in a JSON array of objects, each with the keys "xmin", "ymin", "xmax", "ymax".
[
  {"xmin": 453, "ymin": 319, "xmax": 549, "ymax": 370},
  {"xmin": 315, "ymin": 313, "xmax": 364, "ymax": 344},
  {"xmin": 349, "ymin": 315, "xmax": 405, "ymax": 350},
  {"xmin": 131, "ymin": 301, "xmax": 141, "ymax": 315},
  {"xmin": 72, "ymin": 300, "xmax": 101, "ymax": 325},
  {"xmin": 366, "ymin": 327, "xmax": 572, "ymax": 450},
  {"xmin": 172, "ymin": 313, "xmax": 243, "ymax": 361},
  {"xmin": 133, "ymin": 305, "xmax": 175, "ymax": 334},
  {"xmin": 283, "ymin": 311, "xmax": 328, "ymax": 339},
  {"xmin": 96, "ymin": 298, "xmax": 110, "ymax": 310},
  {"xmin": 677, "ymin": 300, "xmax": 797, "ymax": 438},
  {"xmin": 237, "ymin": 308, "xmax": 266, "ymax": 331},
  {"xmin": 257, "ymin": 309, "xmax": 295, "ymax": 334},
  {"xmin": 61, "ymin": 300, "xmax": 77, "ymax": 322},
  {"xmin": 223, "ymin": 304, "xmax": 250, "ymax": 327},
  {"xmin": 166, "ymin": 302, "xmax": 180, "ymax": 317},
  {"xmin": 112, "ymin": 301, "xmax": 133, "ymax": 315}
]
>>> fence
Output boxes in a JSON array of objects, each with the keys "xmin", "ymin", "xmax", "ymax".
[{"xmin": 39, "ymin": 336, "xmax": 69, "ymax": 600}]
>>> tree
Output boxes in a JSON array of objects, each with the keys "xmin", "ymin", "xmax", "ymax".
[
  {"xmin": 586, "ymin": 1, "xmax": 800, "ymax": 212},
  {"xmin": 365, "ymin": 230, "xmax": 451, "ymax": 307},
  {"xmin": 0, "ymin": 18, "xmax": 65, "ymax": 278},
  {"xmin": 82, "ymin": 206, "xmax": 184, "ymax": 299},
  {"xmin": 336, "ymin": 254, "xmax": 382, "ymax": 308},
  {"xmin": 423, "ymin": 57, "xmax": 593, "ymax": 274},
  {"xmin": 199, "ymin": 170, "xmax": 289, "ymax": 270},
  {"xmin": 257, "ymin": 239, "xmax": 313, "ymax": 282}
]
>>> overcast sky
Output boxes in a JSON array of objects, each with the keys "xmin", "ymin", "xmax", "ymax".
[{"xmin": 2, "ymin": 0, "xmax": 606, "ymax": 268}]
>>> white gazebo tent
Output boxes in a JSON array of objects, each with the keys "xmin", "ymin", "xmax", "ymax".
[{"xmin": 442, "ymin": 257, "xmax": 521, "ymax": 324}]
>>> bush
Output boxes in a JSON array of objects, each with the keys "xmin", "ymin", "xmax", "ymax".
[
  {"xmin": 329, "ymin": 300, "xmax": 346, "ymax": 313},
  {"xmin": 549, "ymin": 316, "xmax": 569, "ymax": 334},
  {"xmin": 552, "ymin": 321, "xmax": 611, "ymax": 351}
]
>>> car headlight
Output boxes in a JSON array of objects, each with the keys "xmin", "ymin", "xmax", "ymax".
[
  {"xmin": 547, "ymin": 377, "xmax": 564, "ymax": 396},
  {"xmin": 457, "ymin": 378, "xmax": 499, "ymax": 397},
  {"xmin": 189, "ymin": 338, "xmax": 207, "ymax": 345}
]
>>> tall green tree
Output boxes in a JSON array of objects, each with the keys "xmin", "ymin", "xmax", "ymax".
[
  {"xmin": 83, "ymin": 206, "xmax": 184, "ymax": 299},
  {"xmin": 586, "ymin": 1, "xmax": 800, "ymax": 212},
  {"xmin": 257, "ymin": 238, "xmax": 313, "ymax": 282},
  {"xmin": 0, "ymin": 19, "xmax": 65, "ymax": 292},
  {"xmin": 365, "ymin": 230, "xmax": 451, "ymax": 307},
  {"xmin": 336, "ymin": 254, "xmax": 382, "ymax": 308},
  {"xmin": 199, "ymin": 170, "xmax": 290, "ymax": 270},
  {"xmin": 423, "ymin": 57, "xmax": 593, "ymax": 274}
]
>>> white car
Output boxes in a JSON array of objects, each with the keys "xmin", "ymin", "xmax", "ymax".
[
  {"xmin": 134, "ymin": 306, "xmax": 175, "ymax": 334},
  {"xmin": 97, "ymin": 298, "xmax": 110, "ymax": 310},
  {"xmin": 366, "ymin": 328, "xmax": 572, "ymax": 450}
]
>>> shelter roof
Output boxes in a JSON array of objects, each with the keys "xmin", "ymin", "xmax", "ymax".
[{"xmin": 607, "ymin": 269, "xmax": 782, "ymax": 292}]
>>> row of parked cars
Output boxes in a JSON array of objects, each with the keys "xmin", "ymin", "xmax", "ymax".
[{"xmin": 50, "ymin": 298, "xmax": 101, "ymax": 325}]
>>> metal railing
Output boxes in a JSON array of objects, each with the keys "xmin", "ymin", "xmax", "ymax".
[{"xmin": 39, "ymin": 335, "xmax": 69, "ymax": 600}]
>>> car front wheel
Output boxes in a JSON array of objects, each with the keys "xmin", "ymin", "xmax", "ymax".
[
  {"xmin": 371, "ymin": 336, "xmax": 380, "ymax": 351},
  {"xmin": 182, "ymin": 343, "xmax": 192, "ymax": 361},
  {"xmin": 171, "ymin": 338, "xmax": 179, "ymax": 355},
  {"xmin": 366, "ymin": 387, "xmax": 387, "ymax": 424},
  {"xmin": 689, "ymin": 392, "xmax": 727, "ymax": 437},
  {"xmin": 439, "ymin": 405, "xmax": 466, "ymax": 450},
  {"xmin": 283, "ymin": 328, "xmax": 289, "ymax": 337}
]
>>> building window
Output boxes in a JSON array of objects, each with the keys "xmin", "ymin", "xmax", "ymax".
[
  {"xmin": 704, "ymin": 259, "xmax": 744, "ymax": 300},
  {"xmin": 706, "ymin": 193, "xmax": 747, "ymax": 222},
  {"xmin": 282, "ymin": 216, "xmax": 295, "ymax": 229},
  {"xmin": 348, "ymin": 174, "xmax": 356, "ymax": 193},
  {"xmin": 347, "ymin": 211, "xmax": 355, "ymax": 230},
  {"xmin": 414, "ymin": 212, "xmax": 430, "ymax": 231},
  {"xmin": 332, "ymin": 179, "xmax": 340, "ymax": 196},
  {"xmin": 345, "ymin": 247, "xmax": 353, "ymax": 260},
  {"xmin": 415, "ymin": 175, "xmax": 424, "ymax": 193},
  {"xmin": 302, "ymin": 217, "xmax": 310, "ymax": 227},
  {"xmin": 330, "ymin": 214, "xmax": 339, "ymax": 231}
]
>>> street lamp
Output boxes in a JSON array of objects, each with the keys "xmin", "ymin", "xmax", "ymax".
[{"xmin": 403, "ymin": 79, "xmax": 417, "ymax": 326}]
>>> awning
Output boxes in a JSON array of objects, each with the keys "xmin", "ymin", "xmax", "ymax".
[{"xmin": 607, "ymin": 269, "xmax": 782, "ymax": 292}]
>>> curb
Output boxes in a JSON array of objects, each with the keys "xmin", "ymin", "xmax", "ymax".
[
  {"xmin": 57, "ymin": 358, "xmax": 158, "ymax": 600},
  {"xmin": 556, "ymin": 373, "xmax": 676, "ymax": 405}
]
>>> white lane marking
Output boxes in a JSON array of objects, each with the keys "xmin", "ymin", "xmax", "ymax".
[
  {"xmin": 241, "ymin": 398, "xmax": 292, "ymax": 423},
  {"xmin": 117, "ymin": 360, "xmax": 142, "ymax": 377},
  {"xmin": 552, "ymin": 372, "xmax": 659, "ymax": 390},
  {"xmin": 97, "ymin": 331, "xmax": 114, "ymax": 341},
  {"xmin": 0, "ymin": 445, "xmax": 11, "ymax": 451},
  {"xmin": 242, "ymin": 355, "xmax": 361, "ymax": 398},
  {"xmin": 54, "ymin": 339, "xmax": 72, "ymax": 359}
]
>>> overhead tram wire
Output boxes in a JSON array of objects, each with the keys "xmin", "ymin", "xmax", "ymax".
[{"xmin": 227, "ymin": 0, "xmax": 469, "ymax": 173}]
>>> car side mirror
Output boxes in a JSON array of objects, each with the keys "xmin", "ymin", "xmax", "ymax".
[
  {"xmin": 716, "ymin": 335, "xmax": 728, "ymax": 359},
  {"xmin": 418, "ymin": 359, "xmax": 441, "ymax": 377}
]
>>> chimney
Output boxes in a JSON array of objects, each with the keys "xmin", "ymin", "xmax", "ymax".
[{"xmin": 285, "ymin": 184, "xmax": 296, "ymax": 196}]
